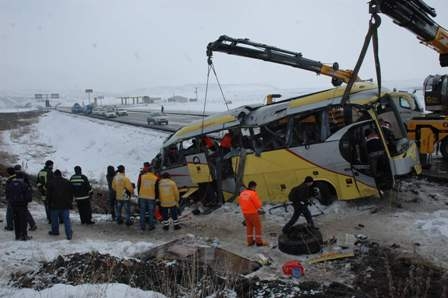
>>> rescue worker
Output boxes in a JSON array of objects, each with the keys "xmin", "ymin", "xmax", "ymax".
[
  {"xmin": 112, "ymin": 165, "xmax": 134, "ymax": 225},
  {"xmin": 47, "ymin": 170, "xmax": 73, "ymax": 240},
  {"xmin": 106, "ymin": 165, "xmax": 117, "ymax": 220},
  {"xmin": 138, "ymin": 163, "xmax": 159, "ymax": 231},
  {"xmin": 239, "ymin": 181, "xmax": 267, "ymax": 246},
  {"xmin": 137, "ymin": 162, "xmax": 151, "ymax": 194},
  {"xmin": 282, "ymin": 176, "xmax": 316, "ymax": 234},
  {"xmin": 158, "ymin": 172, "xmax": 180, "ymax": 231},
  {"xmin": 36, "ymin": 160, "xmax": 54, "ymax": 223},
  {"xmin": 201, "ymin": 135, "xmax": 217, "ymax": 152},
  {"xmin": 220, "ymin": 132, "xmax": 233, "ymax": 153},
  {"xmin": 70, "ymin": 166, "xmax": 95, "ymax": 224},
  {"xmin": 6, "ymin": 170, "xmax": 32, "ymax": 240},
  {"xmin": 4, "ymin": 167, "xmax": 16, "ymax": 231},
  {"xmin": 14, "ymin": 165, "xmax": 37, "ymax": 231},
  {"xmin": 365, "ymin": 129, "xmax": 385, "ymax": 177}
]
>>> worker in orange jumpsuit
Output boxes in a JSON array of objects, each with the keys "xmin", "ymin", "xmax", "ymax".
[{"xmin": 239, "ymin": 181, "xmax": 267, "ymax": 246}]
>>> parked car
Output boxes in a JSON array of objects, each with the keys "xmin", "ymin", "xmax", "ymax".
[
  {"xmin": 147, "ymin": 112, "xmax": 168, "ymax": 125},
  {"xmin": 83, "ymin": 104, "xmax": 93, "ymax": 114},
  {"xmin": 115, "ymin": 108, "xmax": 128, "ymax": 116},
  {"xmin": 104, "ymin": 108, "xmax": 117, "ymax": 118},
  {"xmin": 92, "ymin": 107, "xmax": 105, "ymax": 116},
  {"xmin": 71, "ymin": 103, "xmax": 83, "ymax": 113}
]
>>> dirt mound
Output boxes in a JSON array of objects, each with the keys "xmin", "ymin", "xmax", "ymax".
[
  {"xmin": 352, "ymin": 246, "xmax": 448, "ymax": 297},
  {"xmin": 10, "ymin": 244, "xmax": 448, "ymax": 297},
  {"xmin": 11, "ymin": 252, "xmax": 242, "ymax": 297}
]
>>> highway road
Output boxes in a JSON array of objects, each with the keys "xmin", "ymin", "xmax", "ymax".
[{"xmin": 57, "ymin": 107, "xmax": 206, "ymax": 133}]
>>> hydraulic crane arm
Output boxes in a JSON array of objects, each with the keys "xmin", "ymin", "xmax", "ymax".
[
  {"xmin": 207, "ymin": 35, "xmax": 360, "ymax": 87},
  {"xmin": 370, "ymin": 0, "xmax": 448, "ymax": 67}
]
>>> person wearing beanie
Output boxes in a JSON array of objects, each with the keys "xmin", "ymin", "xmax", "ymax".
[
  {"xmin": 282, "ymin": 176, "xmax": 317, "ymax": 234},
  {"xmin": 36, "ymin": 160, "xmax": 54, "ymax": 223},
  {"xmin": 5, "ymin": 167, "xmax": 33, "ymax": 241},
  {"xmin": 47, "ymin": 169, "xmax": 74, "ymax": 240},
  {"xmin": 4, "ymin": 167, "xmax": 16, "ymax": 231},
  {"xmin": 106, "ymin": 165, "xmax": 117, "ymax": 221},
  {"xmin": 70, "ymin": 166, "xmax": 95, "ymax": 225},
  {"xmin": 13, "ymin": 165, "xmax": 37, "ymax": 231}
]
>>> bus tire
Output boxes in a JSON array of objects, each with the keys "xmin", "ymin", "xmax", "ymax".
[
  {"xmin": 314, "ymin": 181, "xmax": 336, "ymax": 206},
  {"xmin": 440, "ymin": 138, "xmax": 448, "ymax": 160},
  {"xmin": 278, "ymin": 224, "xmax": 323, "ymax": 255}
]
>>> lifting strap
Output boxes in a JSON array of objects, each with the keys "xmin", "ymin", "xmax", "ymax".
[
  {"xmin": 201, "ymin": 58, "xmax": 230, "ymax": 133},
  {"xmin": 342, "ymin": 13, "xmax": 382, "ymax": 105}
]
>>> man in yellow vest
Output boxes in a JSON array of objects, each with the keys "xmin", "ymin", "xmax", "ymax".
[
  {"xmin": 112, "ymin": 165, "xmax": 134, "ymax": 225},
  {"xmin": 138, "ymin": 163, "xmax": 159, "ymax": 231},
  {"xmin": 158, "ymin": 172, "xmax": 180, "ymax": 230}
]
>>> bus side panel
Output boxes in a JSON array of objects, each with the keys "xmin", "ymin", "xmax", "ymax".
[
  {"xmin": 165, "ymin": 165, "xmax": 195, "ymax": 188},
  {"xmin": 240, "ymin": 147, "xmax": 378, "ymax": 204},
  {"xmin": 289, "ymin": 142, "xmax": 379, "ymax": 200},
  {"xmin": 185, "ymin": 153, "xmax": 213, "ymax": 184}
]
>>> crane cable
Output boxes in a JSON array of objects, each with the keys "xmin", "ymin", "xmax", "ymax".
[
  {"xmin": 201, "ymin": 58, "xmax": 230, "ymax": 134},
  {"xmin": 342, "ymin": 12, "xmax": 382, "ymax": 105},
  {"xmin": 201, "ymin": 64, "xmax": 212, "ymax": 134}
]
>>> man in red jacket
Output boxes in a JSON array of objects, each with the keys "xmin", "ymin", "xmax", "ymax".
[{"xmin": 239, "ymin": 181, "xmax": 267, "ymax": 246}]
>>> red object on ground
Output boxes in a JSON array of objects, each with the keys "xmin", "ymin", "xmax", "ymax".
[
  {"xmin": 154, "ymin": 206, "xmax": 162, "ymax": 221},
  {"xmin": 282, "ymin": 260, "xmax": 305, "ymax": 276}
]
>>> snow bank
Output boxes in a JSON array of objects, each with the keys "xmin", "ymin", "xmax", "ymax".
[
  {"xmin": 0, "ymin": 283, "xmax": 165, "ymax": 298},
  {"xmin": 415, "ymin": 210, "xmax": 448, "ymax": 239},
  {"xmin": 0, "ymin": 111, "xmax": 167, "ymax": 185}
]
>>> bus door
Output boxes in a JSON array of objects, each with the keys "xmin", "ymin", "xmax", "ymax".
[{"xmin": 339, "ymin": 120, "xmax": 394, "ymax": 195}]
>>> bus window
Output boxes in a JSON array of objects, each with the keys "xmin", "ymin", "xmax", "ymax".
[
  {"xmin": 289, "ymin": 112, "xmax": 322, "ymax": 146},
  {"xmin": 259, "ymin": 117, "xmax": 288, "ymax": 151}
]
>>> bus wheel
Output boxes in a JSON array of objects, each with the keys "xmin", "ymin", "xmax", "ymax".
[
  {"xmin": 314, "ymin": 182, "xmax": 336, "ymax": 206},
  {"xmin": 278, "ymin": 224, "xmax": 322, "ymax": 255},
  {"xmin": 440, "ymin": 138, "xmax": 448, "ymax": 160}
]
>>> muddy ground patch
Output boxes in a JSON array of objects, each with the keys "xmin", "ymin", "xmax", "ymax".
[{"xmin": 10, "ymin": 243, "xmax": 448, "ymax": 297}]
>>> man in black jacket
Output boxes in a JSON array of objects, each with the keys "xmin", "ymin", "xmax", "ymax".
[
  {"xmin": 14, "ymin": 164, "xmax": 37, "ymax": 231},
  {"xmin": 6, "ymin": 171, "xmax": 32, "ymax": 241},
  {"xmin": 70, "ymin": 166, "xmax": 94, "ymax": 224},
  {"xmin": 47, "ymin": 170, "xmax": 74, "ymax": 240},
  {"xmin": 282, "ymin": 176, "xmax": 316, "ymax": 233},
  {"xmin": 4, "ymin": 167, "xmax": 16, "ymax": 231}
]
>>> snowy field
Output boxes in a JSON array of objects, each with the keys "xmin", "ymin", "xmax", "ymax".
[
  {"xmin": 1, "ymin": 93, "xmax": 448, "ymax": 297},
  {"xmin": 0, "ymin": 111, "xmax": 168, "ymax": 186}
]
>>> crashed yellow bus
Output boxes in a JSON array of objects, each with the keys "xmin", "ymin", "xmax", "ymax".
[{"xmin": 152, "ymin": 82, "xmax": 421, "ymax": 211}]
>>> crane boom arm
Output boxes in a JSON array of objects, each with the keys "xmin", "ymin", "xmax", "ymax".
[
  {"xmin": 371, "ymin": 0, "xmax": 448, "ymax": 66},
  {"xmin": 207, "ymin": 35, "xmax": 359, "ymax": 87}
]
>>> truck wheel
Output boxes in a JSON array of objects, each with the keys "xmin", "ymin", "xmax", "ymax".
[
  {"xmin": 440, "ymin": 138, "xmax": 448, "ymax": 160},
  {"xmin": 314, "ymin": 181, "xmax": 336, "ymax": 206},
  {"xmin": 278, "ymin": 224, "xmax": 322, "ymax": 255}
]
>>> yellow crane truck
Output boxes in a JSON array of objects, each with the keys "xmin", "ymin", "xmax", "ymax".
[{"xmin": 372, "ymin": 0, "xmax": 448, "ymax": 167}]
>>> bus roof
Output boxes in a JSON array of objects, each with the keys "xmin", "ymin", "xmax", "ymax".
[{"xmin": 163, "ymin": 82, "xmax": 387, "ymax": 147}]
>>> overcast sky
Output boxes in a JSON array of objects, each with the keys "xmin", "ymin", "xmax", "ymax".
[{"xmin": 1, "ymin": 0, "xmax": 447, "ymax": 93}]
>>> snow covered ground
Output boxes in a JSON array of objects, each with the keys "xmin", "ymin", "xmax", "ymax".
[
  {"xmin": 1, "ymin": 103, "xmax": 448, "ymax": 297},
  {"xmin": 0, "ymin": 111, "xmax": 168, "ymax": 186}
]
